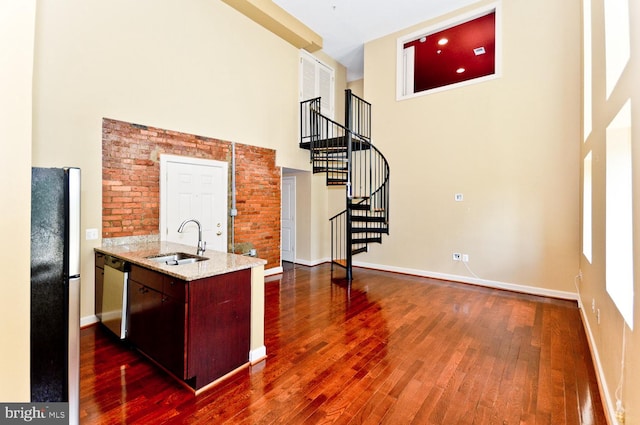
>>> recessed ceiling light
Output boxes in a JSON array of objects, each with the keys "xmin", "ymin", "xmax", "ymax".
[
  {"xmin": 438, "ymin": 38, "xmax": 448, "ymax": 46},
  {"xmin": 419, "ymin": 36, "xmax": 427, "ymax": 43},
  {"xmin": 474, "ymin": 47, "xmax": 486, "ymax": 56},
  {"xmin": 456, "ymin": 67, "xmax": 466, "ymax": 74},
  {"xmin": 437, "ymin": 49, "xmax": 442, "ymax": 54}
]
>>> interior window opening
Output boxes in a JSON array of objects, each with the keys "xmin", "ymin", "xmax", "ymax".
[{"xmin": 397, "ymin": 3, "xmax": 500, "ymax": 99}]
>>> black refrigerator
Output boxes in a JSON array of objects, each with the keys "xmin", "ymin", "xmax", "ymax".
[{"xmin": 30, "ymin": 167, "xmax": 80, "ymax": 424}]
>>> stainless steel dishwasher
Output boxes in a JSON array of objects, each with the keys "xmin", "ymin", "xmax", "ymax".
[{"xmin": 101, "ymin": 255, "xmax": 129, "ymax": 339}]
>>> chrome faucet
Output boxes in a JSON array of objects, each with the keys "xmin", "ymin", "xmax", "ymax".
[{"xmin": 177, "ymin": 218, "xmax": 206, "ymax": 255}]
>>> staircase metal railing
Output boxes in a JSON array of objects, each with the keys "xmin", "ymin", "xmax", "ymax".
[
  {"xmin": 300, "ymin": 97, "xmax": 321, "ymax": 153},
  {"xmin": 300, "ymin": 90, "xmax": 390, "ymax": 280}
]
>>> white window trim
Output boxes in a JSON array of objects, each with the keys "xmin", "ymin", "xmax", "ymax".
[{"xmin": 396, "ymin": 2, "xmax": 502, "ymax": 101}]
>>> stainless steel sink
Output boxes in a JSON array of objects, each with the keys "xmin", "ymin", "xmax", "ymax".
[{"xmin": 146, "ymin": 252, "xmax": 208, "ymax": 266}]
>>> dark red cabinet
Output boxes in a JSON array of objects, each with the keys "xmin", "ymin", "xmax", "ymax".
[
  {"xmin": 127, "ymin": 265, "xmax": 187, "ymax": 380},
  {"xmin": 127, "ymin": 280, "xmax": 164, "ymax": 358},
  {"xmin": 187, "ymin": 269, "xmax": 251, "ymax": 388},
  {"xmin": 97, "ymin": 257, "xmax": 251, "ymax": 391}
]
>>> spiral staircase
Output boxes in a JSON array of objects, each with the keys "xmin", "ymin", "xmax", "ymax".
[{"xmin": 300, "ymin": 90, "xmax": 390, "ymax": 280}]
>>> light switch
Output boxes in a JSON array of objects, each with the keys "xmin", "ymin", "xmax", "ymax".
[{"xmin": 86, "ymin": 228, "xmax": 99, "ymax": 240}]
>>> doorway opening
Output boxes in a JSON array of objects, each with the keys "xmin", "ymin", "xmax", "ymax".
[
  {"xmin": 282, "ymin": 175, "xmax": 296, "ymax": 262},
  {"xmin": 282, "ymin": 168, "xmax": 312, "ymax": 265}
]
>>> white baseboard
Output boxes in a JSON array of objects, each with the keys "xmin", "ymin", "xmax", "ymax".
[
  {"xmin": 265, "ymin": 266, "xmax": 283, "ymax": 276},
  {"xmin": 352, "ymin": 260, "xmax": 579, "ymax": 301},
  {"xmin": 577, "ymin": 296, "xmax": 617, "ymax": 424},
  {"xmin": 291, "ymin": 257, "xmax": 330, "ymax": 267},
  {"xmin": 249, "ymin": 345, "xmax": 267, "ymax": 364},
  {"xmin": 81, "ymin": 315, "xmax": 99, "ymax": 328}
]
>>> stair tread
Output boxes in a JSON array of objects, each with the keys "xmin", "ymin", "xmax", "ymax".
[
  {"xmin": 353, "ymin": 237, "xmax": 382, "ymax": 244},
  {"xmin": 300, "ymin": 141, "xmax": 372, "ymax": 152},
  {"xmin": 314, "ymin": 167, "xmax": 348, "ymax": 171},
  {"xmin": 351, "ymin": 216, "xmax": 386, "ymax": 222},
  {"xmin": 334, "ymin": 259, "xmax": 347, "ymax": 268},
  {"xmin": 352, "ymin": 228, "xmax": 389, "ymax": 234}
]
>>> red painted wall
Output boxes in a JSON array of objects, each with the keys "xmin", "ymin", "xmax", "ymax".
[
  {"xmin": 404, "ymin": 11, "xmax": 495, "ymax": 92},
  {"xmin": 102, "ymin": 118, "xmax": 281, "ymax": 268}
]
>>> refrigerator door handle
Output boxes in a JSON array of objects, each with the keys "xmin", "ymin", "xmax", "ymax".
[
  {"xmin": 67, "ymin": 167, "xmax": 81, "ymax": 277},
  {"xmin": 68, "ymin": 276, "xmax": 80, "ymax": 425}
]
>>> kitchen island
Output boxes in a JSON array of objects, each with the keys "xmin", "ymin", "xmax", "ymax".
[{"xmin": 95, "ymin": 241, "xmax": 266, "ymax": 392}]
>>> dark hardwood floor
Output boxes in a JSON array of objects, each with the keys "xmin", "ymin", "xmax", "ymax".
[{"xmin": 80, "ymin": 263, "xmax": 607, "ymax": 424}]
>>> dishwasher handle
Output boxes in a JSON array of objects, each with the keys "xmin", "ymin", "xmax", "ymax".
[{"xmin": 104, "ymin": 255, "xmax": 129, "ymax": 272}]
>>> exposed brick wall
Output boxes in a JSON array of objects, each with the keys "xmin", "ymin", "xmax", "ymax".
[
  {"xmin": 102, "ymin": 118, "xmax": 281, "ymax": 268},
  {"xmin": 234, "ymin": 144, "xmax": 281, "ymax": 266}
]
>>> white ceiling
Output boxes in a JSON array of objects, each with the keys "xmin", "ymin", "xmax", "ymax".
[{"xmin": 273, "ymin": 0, "xmax": 481, "ymax": 81}]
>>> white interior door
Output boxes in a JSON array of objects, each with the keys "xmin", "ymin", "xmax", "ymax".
[
  {"xmin": 281, "ymin": 176, "xmax": 295, "ymax": 262},
  {"xmin": 160, "ymin": 155, "xmax": 228, "ymax": 253}
]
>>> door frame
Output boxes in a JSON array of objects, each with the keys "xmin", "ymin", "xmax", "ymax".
[
  {"xmin": 281, "ymin": 175, "xmax": 296, "ymax": 263},
  {"xmin": 159, "ymin": 154, "xmax": 228, "ymax": 243}
]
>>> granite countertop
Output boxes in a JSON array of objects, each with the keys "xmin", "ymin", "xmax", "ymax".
[{"xmin": 95, "ymin": 241, "xmax": 266, "ymax": 281}]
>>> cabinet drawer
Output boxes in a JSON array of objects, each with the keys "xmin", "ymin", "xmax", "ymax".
[
  {"xmin": 129, "ymin": 264, "xmax": 164, "ymax": 292},
  {"xmin": 163, "ymin": 277, "xmax": 186, "ymax": 303}
]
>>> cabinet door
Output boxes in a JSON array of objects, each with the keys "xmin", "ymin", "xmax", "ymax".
[
  {"xmin": 155, "ymin": 295, "xmax": 186, "ymax": 379},
  {"xmin": 127, "ymin": 280, "xmax": 162, "ymax": 356},
  {"xmin": 212, "ymin": 272, "xmax": 250, "ymax": 375},
  {"xmin": 188, "ymin": 269, "xmax": 251, "ymax": 388}
]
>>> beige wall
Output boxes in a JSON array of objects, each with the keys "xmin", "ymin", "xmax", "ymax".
[
  {"xmin": 31, "ymin": 0, "xmax": 336, "ymax": 321},
  {"xmin": 347, "ymin": 79, "xmax": 364, "ymax": 98},
  {"xmin": 580, "ymin": 1, "xmax": 640, "ymax": 422},
  {"xmin": 360, "ymin": 0, "xmax": 582, "ymax": 295},
  {"xmin": 0, "ymin": 0, "xmax": 35, "ymax": 401}
]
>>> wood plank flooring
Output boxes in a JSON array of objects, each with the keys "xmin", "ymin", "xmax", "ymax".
[{"xmin": 80, "ymin": 263, "xmax": 607, "ymax": 424}]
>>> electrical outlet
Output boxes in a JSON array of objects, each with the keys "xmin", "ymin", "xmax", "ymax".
[
  {"xmin": 462, "ymin": 254, "xmax": 469, "ymax": 262},
  {"xmin": 454, "ymin": 193, "xmax": 464, "ymax": 202},
  {"xmin": 452, "ymin": 253, "xmax": 461, "ymax": 261}
]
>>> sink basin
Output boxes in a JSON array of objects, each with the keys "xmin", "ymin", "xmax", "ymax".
[{"xmin": 146, "ymin": 252, "xmax": 208, "ymax": 266}]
